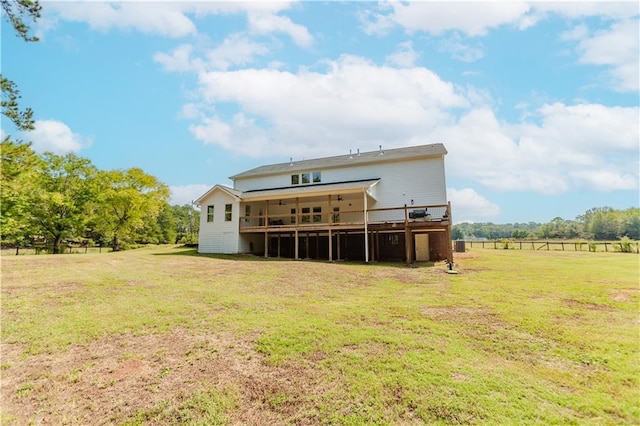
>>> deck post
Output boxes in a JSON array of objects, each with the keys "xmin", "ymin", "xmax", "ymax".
[
  {"xmin": 277, "ymin": 233, "xmax": 281, "ymax": 258},
  {"xmin": 328, "ymin": 229, "xmax": 333, "ymax": 261},
  {"xmin": 264, "ymin": 232, "xmax": 268, "ymax": 258},
  {"xmin": 306, "ymin": 232, "xmax": 310, "ymax": 259},
  {"xmin": 364, "ymin": 190, "xmax": 369, "ymax": 263},
  {"xmin": 337, "ymin": 231, "xmax": 341, "ymax": 261},
  {"xmin": 446, "ymin": 201, "xmax": 453, "ymax": 263},
  {"xmin": 295, "ymin": 230, "xmax": 299, "ymax": 259},
  {"xmin": 404, "ymin": 204, "xmax": 412, "ymax": 265}
]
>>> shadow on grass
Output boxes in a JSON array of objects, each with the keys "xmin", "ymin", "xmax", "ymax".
[{"xmin": 153, "ymin": 246, "xmax": 437, "ymax": 268}]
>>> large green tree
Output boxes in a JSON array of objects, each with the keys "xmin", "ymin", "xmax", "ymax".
[
  {"xmin": 94, "ymin": 168, "xmax": 170, "ymax": 251},
  {"xmin": 172, "ymin": 203, "xmax": 199, "ymax": 244},
  {"xmin": 0, "ymin": 139, "xmax": 39, "ymax": 245},
  {"xmin": 27, "ymin": 153, "xmax": 98, "ymax": 253}
]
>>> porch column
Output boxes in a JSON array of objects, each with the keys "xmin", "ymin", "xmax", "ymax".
[
  {"xmin": 337, "ymin": 231, "xmax": 341, "ymax": 261},
  {"xmin": 264, "ymin": 201, "xmax": 269, "ymax": 258},
  {"xmin": 295, "ymin": 198, "xmax": 300, "ymax": 259},
  {"xmin": 328, "ymin": 229, "xmax": 333, "ymax": 261},
  {"xmin": 363, "ymin": 190, "xmax": 369, "ymax": 263}
]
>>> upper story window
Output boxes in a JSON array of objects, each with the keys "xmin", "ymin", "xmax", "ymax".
[
  {"xmin": 291, "ymin": 171, "xmax": 322, "ymax": 185},
  {"xmin": 225, "ymin": 204, "xmax": 232, "ymax": 221},
  {"xmin": 207, "ymin": 205, "xmax": 214, "ymax": 222}
]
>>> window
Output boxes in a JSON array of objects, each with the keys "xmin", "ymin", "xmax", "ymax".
[
  {"xmin": 384, "ymin": 234, "xmax": 399, "ymax": 246},
  {"xmin": 290, "ymin": 208, "xmax": 296, "ymax": 224},
  {"xmin": 301, "ymin": 207, "xmax": 310, "ymax": 223},
  {"xmin": 245, "ymin": 205, "xmax": 251, "ymax": 223},
  {"xmin": 313, "ymin": 171, "xmax": 321, "ymax": 183},
  {"xmin": 332, "ymin": 207, "xmax": 340, "ymax": 223},
  {"xmin": 301, "ymin": 173, "xmax": 310, "ymax": 184},
  {"xmin": 313, "ymin": 206, "xmax": 322, "ymax": 223},
  {"xmin": 207, "ymin": 205, "xmax": 214, "ymax": 222},
  {"xmin": 291, "ymin": 174, "xmax": 299, "ymax": 185},
  {"xmin": 225, "ymin": 204, "xmax": 232, "ymax": 221}
]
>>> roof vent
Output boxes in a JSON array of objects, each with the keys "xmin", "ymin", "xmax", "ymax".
[
  {"xmin": 379, "ymin": 145, "xmax": 384, "ymax": 156},
  {"xmin": 349, "ymin": 149, "xmax": 353, "ymax": 159},
  {"xmin": 289, "ymin": 157, "xmax": 293, "ymax": 166},
  {"xmin": 357, "ymin": 148, "xmax": 360, "ymax": 156}
]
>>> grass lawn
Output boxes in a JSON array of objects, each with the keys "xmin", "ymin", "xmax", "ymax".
[{"xmin": 1, "ymin": 246, "xmax": 638, "ymax": 425}]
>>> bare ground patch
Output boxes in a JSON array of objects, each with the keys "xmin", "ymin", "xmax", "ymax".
[{"xmin": 1, "ymin": 328, "xmax": 331, "ymax": 425}]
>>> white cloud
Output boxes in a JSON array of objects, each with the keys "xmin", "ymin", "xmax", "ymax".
[
  {"xmin": 570, "ymin": 169, "xmax": 638, "ymax": 191},
  {"xmin": 533, "ymin": 2, "xmax": 639, "ymax": 21},
  {"xmin": 26, "ymin": 120, "xmax": 91, "ymax": 154},
  {"xmin": 448, "ymin": 188, "xmax": 500, "ymax": 223},
  {"xmin": 184, "ymin": 52, "xmax": 637, "ymax": 195},
  {"xmin": 248, "ymin": 12, "xmax": 313, "ymax": 48},
  {"xmin": 154, "ymin": 35, "xmax": 271, "ymax": 73},
  {"xmin": 43, "ymin": 1, "xmax": 311, "ymax": 42},
  {"xmin": 573, "ymin": 19, "xmax": 640, "ymax": 92},
  {"xmin": 433, "ymin": 102, "xmax": 638, "ymax": 194},
  {"xmin": 439, "ymin": 37, "xmax": 485, "ymax": 63},
  {"xmin": 154, "ymin": 44, "xmax": 198, "ymax": 72},
  {"xmin": 189, "ymin": 113, "xmax": 270, "ymax": 157},
  {"xmin": 169, "ymin": 184, "xmax": 212, "ymax": 206},
  {"xmin": 191, "ymin": 55, "xmax": 468, "ymax": 159},
  {"xmin": 385, "ymin": 41, "xmax": 419, "ymax": 67},
  {"xmin": 361, "ymin": 2, "xmax": 532, "ymax": 37},
  {"xmin": 46, "ymin": 2, "xmax": 197, "ymax": 37},
  {"xmin": 361, "ymin": 1, "xmax": 639, "ymax": 37},
  {"xmin": 206, "ymin": 34, "xmax": 271, "ymax": 70}
]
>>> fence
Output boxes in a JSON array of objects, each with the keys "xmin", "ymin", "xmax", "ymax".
[
  {"xmin": 462, "ymin": 240, "xmax": 639, "ymax": 254},
  {"xmin": 2, "ymin": 244, "xmax": 110, "ymax": 256}
]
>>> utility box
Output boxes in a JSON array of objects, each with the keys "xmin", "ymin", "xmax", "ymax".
[{"xmin": 454, "ymin": 240, "xmax": 466, "ymax": 253}]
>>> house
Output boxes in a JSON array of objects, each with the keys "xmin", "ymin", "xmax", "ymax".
[{"xmin": 195, "ymin": 143, "xmax": 453, "ymax": 264}]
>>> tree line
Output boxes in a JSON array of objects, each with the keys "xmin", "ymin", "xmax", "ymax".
[
  {"xmin": 1, "ymin": 1, "xmax": 199, "ymax": 254},
  {"xmin": 452, "ymin": 207, "xmax": 640, "ymax": 241},
  {"xmin": 1, "ymin": 142, "xmax": 200, "ymax": 253}
]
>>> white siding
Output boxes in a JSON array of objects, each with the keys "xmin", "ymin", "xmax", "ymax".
[
  {"xmin": 234, "ymin": 156, "xmax": 447, "ymax": 209},
  {"xmin": 198, "ymin": 190, "xmax": 240, "ymax": 254}
]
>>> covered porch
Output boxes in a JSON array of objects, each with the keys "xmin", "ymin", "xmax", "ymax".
[{"xmin": 237, "ymin": 180, "xmax": 452, "ymax": 263}]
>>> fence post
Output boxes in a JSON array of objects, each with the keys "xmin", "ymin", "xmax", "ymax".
[{"xmin": 604, "ymin": 242, "xmax": 608, "ymax": 252}]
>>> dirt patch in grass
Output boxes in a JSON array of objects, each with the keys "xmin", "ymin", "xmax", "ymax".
[
  {"xmin": 1, "ymin": 328, "xmax": 330, "ymax": 425},
  {"xmin": 562, "ymin": 298, "xmax": 615, "ymax": 311}
]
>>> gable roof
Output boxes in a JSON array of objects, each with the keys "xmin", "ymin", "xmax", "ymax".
[
  {"xmin": 194, "ymin": 184, "xmax": 242, "ymax": 205},
  {"xmin": 229, "ymin": 143, "xmax": 447, "ymax": 180}
]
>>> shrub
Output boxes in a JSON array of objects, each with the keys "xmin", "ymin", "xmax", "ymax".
[{"xmin": 619, "ymin": 237, "xmax": 633, "ymax": 253}]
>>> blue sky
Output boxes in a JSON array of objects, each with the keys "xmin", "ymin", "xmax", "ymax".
[{"xmin": 3, "ymin": 1, "xmax": 638, "ymax": 223}]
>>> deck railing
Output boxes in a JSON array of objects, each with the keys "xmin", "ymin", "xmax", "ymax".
[{"xmin": 239, "ymin": 204, "xmax": 449, "ymax": 231}]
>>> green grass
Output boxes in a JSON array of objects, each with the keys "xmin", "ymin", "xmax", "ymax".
[{"xmin": 1, "ymin": 246, "xmax": 638, "ymax": 424}]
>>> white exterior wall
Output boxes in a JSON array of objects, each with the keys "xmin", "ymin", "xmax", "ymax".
[
  {"xmin": 198, "ymin": 190, "xmax": 241, "ymax": 254},
  {"xmin": 234, "ymin": 156, "xmax": 447, "ymax": 209}
]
